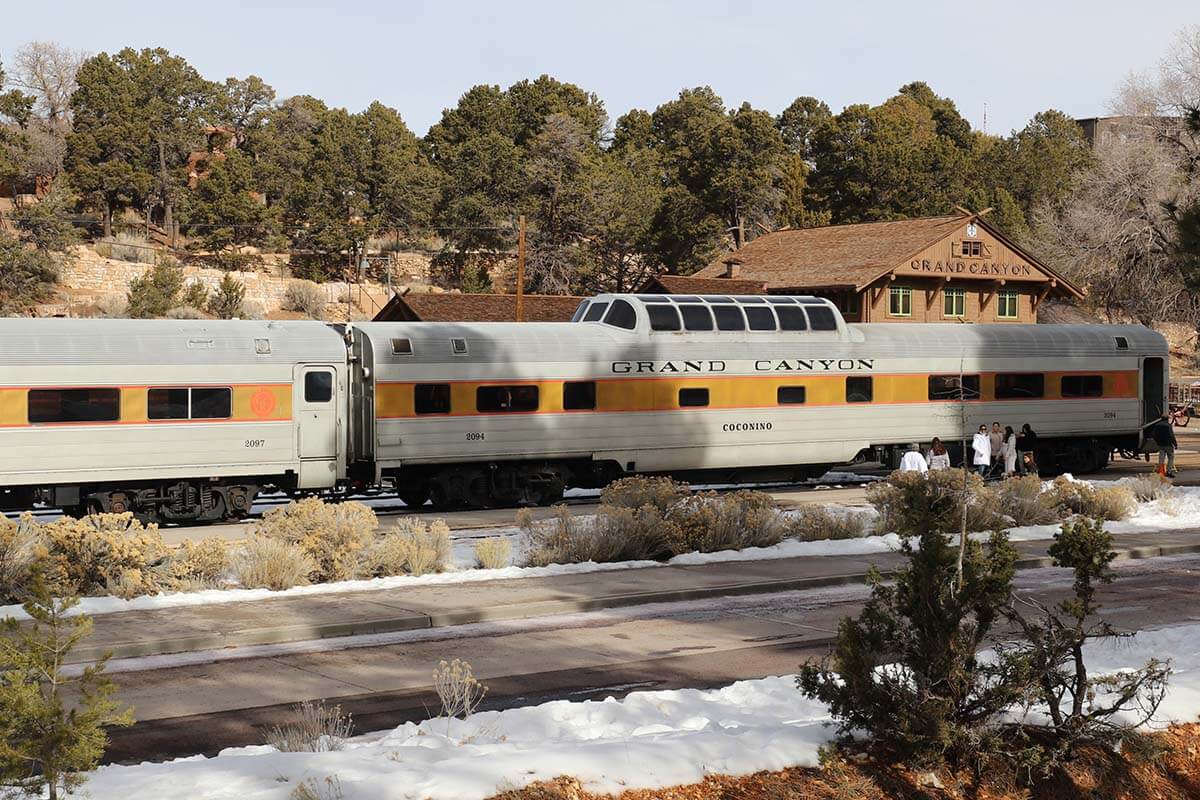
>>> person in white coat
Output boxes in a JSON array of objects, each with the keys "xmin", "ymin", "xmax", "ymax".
[
  {"xmin": 1001, "ymin": 425, "xmax": 1018, "ymax": 477},
  {"xmin": 972, "ymin": 424, "xmax": 991, "ymax": 477},
  {"xmin": 900, "ymin": 443, "xmax": 928, "ymax": 473},
  {"xmin": 927, "ymin": 437, "xmax": 951, "ymax": 470}
]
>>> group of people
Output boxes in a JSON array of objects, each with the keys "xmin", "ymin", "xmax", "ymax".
[{"xmin": 898, "ymin": 422, "xmax": 1039, "ymax": 478}]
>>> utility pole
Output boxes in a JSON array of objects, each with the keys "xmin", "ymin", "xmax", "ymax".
[{"xmin": 516, "ymin": 215, "xmax": 526, "ymax": 322}]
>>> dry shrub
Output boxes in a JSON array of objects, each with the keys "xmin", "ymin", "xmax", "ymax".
[
  {"xmin": 254, "ymin": 497, "xmax": 379, "ymax": 582},
  {"xmin": 266, "ymin": 700, "xmax": 352, "ymax": 753},
  {"xmin": 665, "ymin": 490, "xmax": 785, "ymax": 554},
  {"xmin": 785, "ymin": 504, "xmax": 873, "ymax": 542},
  {"xmin": 40, "ymin": 513, "xmax": 168, "ymax": 597},
  {"xmin": 519, "ymin": 505, "xmax": 673, "ymax": 567},
  {"xmin": 997, "ymin": 475, "xmax": 1062, "ymax": 526},
  {"xmin": 600, "ymin": 475, "xmax": 690, "ymax": 515},
  {"xmin": 473, "ymin": 537, "xmax": 512, "ymax": 570},
  {"xmin": 289, "ymin": 776, "xmax": 344, "ymax": 800},
  {"xmin": 868, "ymin": 469, "xmax": 1004, "ymax": 534},
  {"xmin": 0, "ymin": 512, "xmax": 43, "ymax": 603},
  {"xmin": 1125, "ymin": 473, "xmax": 1172, "ymax": 502},
  {"xmin": 1048, "ymin": 477, "xmax": 1136, "ymax": 521},
  {"xmin": 432, "ymin": 659, "xmax": 487, "ymax": 720},
  {"xmin": 283, "ymin": 280, "xmax": 327, "ymax": 318},
  {"xmin": 360, "ymin": 518, "xmax": 451, "ymax": 577},
  {"xmin": 235, "ymin": 536, "xmax": 315, "ymax": 590},
  {"xmin": 160, "ymin": 537, "xmax": 230, "ymax": 590}
]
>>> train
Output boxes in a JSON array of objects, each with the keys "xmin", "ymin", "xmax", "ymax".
[{"xmin": 0, "ymin": 293, "xmax": 1169, "ymax": 524}]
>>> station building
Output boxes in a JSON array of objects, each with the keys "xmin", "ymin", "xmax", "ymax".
[{"xmin": 687, "ymin": 212, "xmax": 1084, "ymax": 324}]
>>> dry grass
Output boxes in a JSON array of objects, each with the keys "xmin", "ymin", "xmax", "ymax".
[
  {"xmin": 998, "ymin": 475, "xmax": 1062, "ymax": 526},
  {"xmin": 0, "ymin": 512, "xmax": 43, "ymax": 603},
  {"xmin": 360, "ymin": 518, "xmax": 451, "ymax": 577},
  {"xmin": 254, "ymin": 497, "xmax": 379, "ymax": 582},
  {"xmin": 600, "ymin": 475, "xmax": 690, "ymax": 515},
  {"xmin": 518, "ymin": 505, "xmax": 672, "ymax": 567},
  {"xmin": 1125, "ymin": 473, "xmax": 1172, "ymax": 502},
  {"xmin": 786, "ymin": 504, "xmax": 873, "ymax": 542},
  {"xmin": 160, "ymin": 537, "xmax": 229, "ymax": 590},
  {"xmin": 665, "ymin": 490, "xmax": 785, "ymax": 554},
  {"xmin": 283, "ymin": 280, "xmax": 327, "ymax": 318},
  {"xmin": 235, "ymin": 536, "xmax": 316, "ymax": 590},
  {"xmin": 289, "ymin": 776, "xmax": 344, "ymax": 800},
  {"xmin": 433, "ymin": 659, "xmax": 488, "ymax": 720},
  {"xmin": 1048, "ymin": 477, "xmax": 1136, "ymax": 521},
  {"xmin": 265, "ymin": 700, "xmax": 353, "ymax": 753},
  {"xmin": 474, "ymin": 537, "xmax": 512, "ymax": 570}
]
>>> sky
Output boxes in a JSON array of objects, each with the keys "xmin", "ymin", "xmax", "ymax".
[{"xmin": 1, "ymin": 0, "xmax": 1196, "ymax": 137}]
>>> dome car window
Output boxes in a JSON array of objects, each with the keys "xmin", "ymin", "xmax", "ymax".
[
  {"xmin": 477, "ymin": 385, "xmax": 539, "ymax": 413},
  {"xmin": 806, "ymin": 307, "xmax": 838, "ymax": 331},
  {"xmin": 712, "ymin": 305, "xmax": 746, "ymax": 331},
  {"xmin": 679, "ymin": 304, "xmax": 714, "ymax": 331},
  {"xmin": 28, "ymin": 388, "xmax": 121, "ymax": 424},
  {"xmin": 648, "ymin": 304, "xmax": 682, "ymax": 331},
  {"xmin": 583, "ymin": 302, "xmax": 609, "ymax": 322},
  {"xmin": 745, "ymin": 306, "xmax": 777, "ymax": 331},
  {"xmin": 775, "ymin": 306, "xmax": 809, "ymax": 331},
  {"xmin": 570, "ymin": 301, "xmax": 590, "ymax": 322},
  {"xmin": 603, "ymin": 299, "xmax": 638, "ymax": 330}
]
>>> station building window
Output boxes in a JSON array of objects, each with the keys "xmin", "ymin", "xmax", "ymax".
[
  {"xmin": 888, "ymin": 286, "xmax": 912, "ymax": 317},
  {"xmin": 1061, "ymin": 375, "xmax": 1104, "ymax": 398},
  {"xmin": 28, "ymin": 388, "xmax": 121, "ymax": 424},
  {"xmin": 414, "ymin": 383, "xmax": 451, "ymax": 415},
  {"xmin": 846, "ymin": 377, "xmax": 873, "ymax": 403},
  {"xmin": 997, "ymin": 289, "xmax": 1019, "ymax": 319},
  {"xmin": 477, "ymin": 385, "xmax": 539, "ymax": 413},
  {"xmin": 943, "ymin": 287, "xmax": 965, "ymax": 317}
]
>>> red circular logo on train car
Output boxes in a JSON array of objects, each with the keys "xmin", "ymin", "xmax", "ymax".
[{"xmin": 250, "ymin": 389, "xmax": 277, "ymax": 418}]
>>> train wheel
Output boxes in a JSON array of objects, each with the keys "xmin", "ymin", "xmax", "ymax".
[
  {"xmin": 461, "ymin": 469, "xmax": 491, "ymax": 510},
  {"xmin": 398, "ymin": 484, "xmax": 431, "ymax": 510}
]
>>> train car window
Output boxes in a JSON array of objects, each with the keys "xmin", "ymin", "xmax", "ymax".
[
  {"xmin": 191, "ymin": 387, "xmax": 232, "ymax": 419},
  {"xmin": 995, "ymin": 373, "xmax": 1044, "ymax": 399},
  {"xmin": 776, "ymin": 306, "xmax": 809, "ymax": 331},
  {"xmin": 846, "ymin": 377, "xmax": 873, "ymax": 403},
  {"xmin": 733, "ymin": 296, "xmax": 767, "ymax": 303},
  {"xmin": 583, "ymin": 302, "xmax": 609, "ymax": 322},
  {"xmin": 414, "ymin": 383, "xmax": 451, "ymax": 414},
  {"xmin": 604, "ymin": 299, "xmax": 638, "ymax": 330},
  {"xmin": 647, "ymin": 304, "xmax": 682, "ymax": 331},
  {"xmin": 669, "ymin": 295, "xmax": 701, "ymax": 303},
  {"xmin": 777, "ymin": 386, "xmax": 807, "ymax": 404},
  {"xmin": 390, "ymin": 338, "xmax": 413, "ymax": 355},
  {"xmin": 637, "ymin": 295, "xmax": 671, "ymax": 303},
  {"xmin": 1062, "ymin": 375, "xmax": 1104, "ymax": 398},
  {"xmin": 766, "ymin": 297, "xmax": 797, "ymax": 304},
  {"xmin": 304, "ymin": 371, "xmax": 334, "ymax": 403},
  {"xmin": 563, "ymin": 381, "xmax": 596, "ymax": 410},
  {"xmin": 570, "ymin": 301, "xmax": 590, "ymax": 322},
  {"xmin": 928, "ymin": 375, "xmax": 981, "ymax": 401},
  {"xmin": 477, "ymin": 385, "xmax": 539, "ymax": 413},
  {"xmin": 712, "ymin": 305, "xmax": 746, "ymax": 331},
  {"xmin": 450, "ymin": 338, "xmax": 469, "ymax": 355},
  {"xmin": 678, "ymin": 388, "xmax": 709, "ymax": 407},
  {"xmin": 807, "ymin": 307, "xmax": 839, "ymax": 331},
  {"xmin": 745, "ymin": 306, "xmax": 777, "ymax": 331},
  {"xmin": 679, "ymin": 304, "xmax": 714, "ymax": 331},
  {"xmin": 28, "ymin": 388, "xmax": 121, "ymax": 424},
  {"xmin": 706, "ymin": 296, "xmax": 736, "ymax": 303},
  {"xmin": 148, "ymin": 388, "xmax": 190, "ymax": 420}
]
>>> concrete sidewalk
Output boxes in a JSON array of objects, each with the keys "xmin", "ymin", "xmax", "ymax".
[{"xmin": 70, "ymin": 528, "xmax": 1200, "ymax": 664}]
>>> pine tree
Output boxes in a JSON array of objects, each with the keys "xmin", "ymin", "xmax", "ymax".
[
  {"xmin": 0, "ymin": 572, "xmax": 132, "ymax": 799},
  {"xmin": 208, "ymin": 272, "xmax": 246, "ymax": 319}
]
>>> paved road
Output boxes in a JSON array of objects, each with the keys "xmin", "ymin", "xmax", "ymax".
[{"xmin": 102, "ymin": 551, "xmax": 1200, "ymax": 763}]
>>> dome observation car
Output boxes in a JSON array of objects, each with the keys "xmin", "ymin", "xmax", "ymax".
[{"xmin": 569, "ymin": 294, "xmax": 845, "ymax": 334}]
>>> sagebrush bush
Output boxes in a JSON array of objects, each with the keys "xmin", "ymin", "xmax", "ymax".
[
  {"xmin": 868, "ymin": 469, "xmax": 1004, "ymax": 534},
  {"xmin": 997, "ymin": 475, "xmax": 1062, "ymax": 526},
  {"xmin": 164, "ymin": 305, "xmax": 206, "ymax": 319},
  {"xmin": 266, "ymin": 700, "xmax": 352, "ymax": 753},
  {"xmin": 1125, "ymin": 473, "xmax": 1171, "ymax": 502},
  {"xmin": 101, "ymin": 231, "xmax": 157, "ymax": 264},
  {"xmin": 1047, "ymin": 477, "xmax": 1135, "ymax": 521},
  {"xmin": 600, "ymin": 475, "xmax": 690, "ymax": 515},
  {"xmin": 360, "ymin": 520, "xmax": 450, "ymax": 577},
  {"xmin": 283, "ymin": 280, "xmax": 327, "ymax": 318},
  {"xmin": 519, "ymin": 505, "xmax": 673, "ymax": 567},
  {"xmin": 160, "ymin": 537, "xmax": 230, "ymax": 590},
  {"xmin": 473, "ymin": 537, "xmax": 512, "ymax": 569},
  {"xmin": 0, "ymin": 512, "xmax": 43, "ymax": 603},
  {"xmin": 785, "ymin": 504, "xmax": 872, "ymax": 542},
  {"xmin": 665, "ymin": 490, "xmax": 784, "ymax": 554},
  {"xmin": 235, "ymin": 536, "xmax": 315, "ymax": 590},
  {"xmin": 254, "ymin": 498, "xmax": 379, "ymax": 582},
  {"xmin": 40, "ymin": 513, "xmax": 168, "ymax": 598}
]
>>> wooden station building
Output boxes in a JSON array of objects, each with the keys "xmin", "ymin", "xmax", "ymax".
[{"xmin": 689, "ymin": 212, "xmax": 1084, "ymax": 323}]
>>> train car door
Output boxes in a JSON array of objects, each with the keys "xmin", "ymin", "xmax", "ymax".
[
  {"xmin": 1142, "ymin": 356, "xmax": 1165, "ymax": 426},
  {"xmin": 295, "ymin": 364, "xmax": 339, "ymax": 488}
]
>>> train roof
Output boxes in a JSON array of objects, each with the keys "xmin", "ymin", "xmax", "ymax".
[{"xmin": 0, "ymin": 318, "xmax": 347, "ymax": 366}]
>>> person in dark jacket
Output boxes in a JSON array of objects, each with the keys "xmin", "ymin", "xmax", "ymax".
[
  {"xmin": 1152, "ymin": 412, "xmax": 1179, "ymax": 477},
  {"xmin": 1016, "ymin": 424, "xmax": 1038, "ymax": 476}
]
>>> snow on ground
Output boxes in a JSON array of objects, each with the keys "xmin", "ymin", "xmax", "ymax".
[{"xmin": 78, "ymin": 621, "xmax": 1200, "ymax": 800}]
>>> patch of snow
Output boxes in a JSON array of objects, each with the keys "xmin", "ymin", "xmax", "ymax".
[{"xmin": 78, "ymin": 621, "xmax": 1200, "ymax": 800}]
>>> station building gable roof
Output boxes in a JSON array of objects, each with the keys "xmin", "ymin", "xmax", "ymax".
[
  {"xmin": 373, "ymin": 292, "xmax": 584, "ymax": 322},
  {"xmin": 637, "ymin": 274, "xmax": 768, "ymax": 295},
  {"xmin": 693, "ymin": 213, "xmax": 1085, "ymax": 300}
]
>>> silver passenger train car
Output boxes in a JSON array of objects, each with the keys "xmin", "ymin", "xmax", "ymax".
[{"xmin": 0, "ymin": 295, "xmax": 1169, "ymax": 521}]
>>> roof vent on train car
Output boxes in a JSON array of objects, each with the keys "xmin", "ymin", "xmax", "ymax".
[
  {"xmin": 254, "ymin": 338, "xmax": 271, "ymax": 354},
  {"xmin": 1115, "ymin": 336, "xmax": 1129, "ymax": 350},
  {"xmin": 450, "ymin": 337, "xmax": 468, "ymax": 355}
]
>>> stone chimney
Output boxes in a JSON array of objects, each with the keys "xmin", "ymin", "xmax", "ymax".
[{"xmin": 723, "ymin": 257, "xmax": 743, "ymax": 279}]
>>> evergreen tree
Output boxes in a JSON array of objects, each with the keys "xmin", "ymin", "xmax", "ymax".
[
  {"xmin": 207, "ymin": 272, "xmax": 246, "ymax": 319},
  {"xmin": 180, "ymin": 148, "xmax": 274, "ymax": 252},
  {"xmin": 0, "ymin": 572, "xmax": 132, "ymax": 800},
  {"xmin": 125, "ymin": 260, "xmax": 186, "ymax": 318}
]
